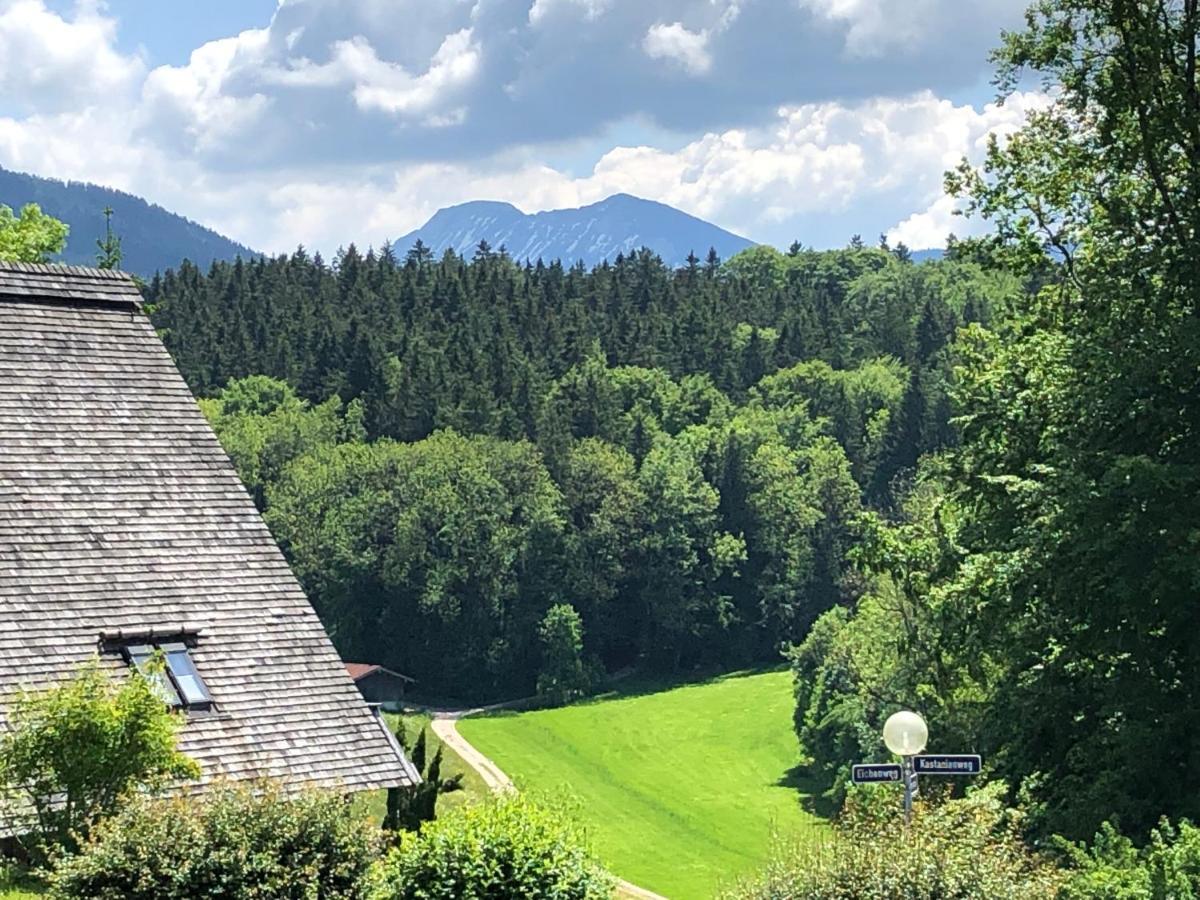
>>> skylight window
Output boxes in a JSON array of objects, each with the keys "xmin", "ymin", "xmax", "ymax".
[{"xmin": 121, "ymin": 640, "xmax": 213, "ymax": 711}]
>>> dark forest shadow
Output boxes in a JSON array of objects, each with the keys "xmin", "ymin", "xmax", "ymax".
[{"xmin": 777, "ymin": 763, "xmax": 838, "ymax": 819}]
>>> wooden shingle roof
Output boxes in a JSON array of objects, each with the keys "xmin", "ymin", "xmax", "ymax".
[{"xmin": 0, "ymin": 261, "xmax": 418, "ymax": 792}]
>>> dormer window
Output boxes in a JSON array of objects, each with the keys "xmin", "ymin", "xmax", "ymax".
[{"xmin": 121, "ymin": 640, "xmax": 213, "ymax": 712}]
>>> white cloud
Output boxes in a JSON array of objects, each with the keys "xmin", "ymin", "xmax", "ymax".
[
  {"xmin": 888, "ymin": 194, "xmax": 964, "ymax": 248},
  {"xmin": 350, "ymin": 30, "xmax": 481, "ymax": 116},
  {"xmin": 0, "ymin": 0, "xmax": 143, "ymax": 112},
  {"xmin": 528, "ymin": 0, "xmax": 610, "ymax": 25},
  {"xmin": 643, "ymin": 22, "xmax": 711, "ymax": 75},
  {"xmin": 140, "ymin": 29, "xmax": 271, "ymax": 152},
  {"xmin": 798, "ymin": 0, "xmax": 1024, "ymax": 57},
  {"xmin": 261, "ymin": 30, "xmax": 481, "ymax": 119},
  {"xmin": 238, "ymin": 89, "xmax": 1049, "ymax": 254}
]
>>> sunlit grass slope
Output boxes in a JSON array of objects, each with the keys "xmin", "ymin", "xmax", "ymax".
[{"xmin": 458, "ymin": 669, "xmax": 825, "ymax": 899}]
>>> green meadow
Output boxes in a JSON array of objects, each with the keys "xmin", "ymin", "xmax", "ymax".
[{"xmin": 458, "ymin": 669, "xmax": 826, "ymax": 899}]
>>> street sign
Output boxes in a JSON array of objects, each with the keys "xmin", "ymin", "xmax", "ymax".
[
  {"xmin": 852, "ymin": 763, "xmax": 903, "ymax": 784},
  {"xmin": 914, "ymin": 754, "xmax": 981, "ymax": 775}
]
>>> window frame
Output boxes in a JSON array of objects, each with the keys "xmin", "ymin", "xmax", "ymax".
[{"xmin": 119, "ymin": 639, "xmax": 214, "ymax": 713}]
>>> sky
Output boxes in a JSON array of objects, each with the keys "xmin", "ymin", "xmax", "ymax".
[{"xmin": 0, "ymin": 0, "xmax": 1045, "ymax": 255}]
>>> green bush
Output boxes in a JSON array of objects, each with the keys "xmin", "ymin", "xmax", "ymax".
[
  {"xmin": 376, "ymin": 795, "xmax": 612, "ymax": 899},
  {"xmin": 49, "ymin": 781, "xmax": 379, "ymax": 900},
  {"xmin": 1058, "ymin": 819, "xmax": 1200, "ymax": 900},
  {"xmin": 536, "ymin": 603, "xmax": 592, "ymax": 706},
  {"xmin": 0, "ymin": 660, "xmax": 198, "ymax": 853},
  {"xmin": 726, "ymin": 781, "xmax": 1063, "ymax": 900}
]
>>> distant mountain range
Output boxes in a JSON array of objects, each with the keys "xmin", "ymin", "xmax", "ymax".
[
  {"xmin": 395, "ymin": 193, "xmax": 757, "ymax": 267},
  {"xmin": 2, "ymin": 166, "xmax": 943, "ymax": 275},
  {"xmin": 0, "ymin": 167, "xmax": 257, "ymax": 275}
]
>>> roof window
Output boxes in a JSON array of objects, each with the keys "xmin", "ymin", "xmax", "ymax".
[{"xmin": 121, "ymin": 640, "xmax": 213, "ymax": 712}]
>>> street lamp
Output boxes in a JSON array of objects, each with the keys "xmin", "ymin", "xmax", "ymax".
[
  {"xmin": 851, "ymin": 710, "xmax": 979, "ymax": 823},
  {"xmin": 883, "ymin": 710, "xmax": 928, "ymax": 756},
  {"xmin": 883, "ymin": 710, "xmax": 927, "ymax": 825}
]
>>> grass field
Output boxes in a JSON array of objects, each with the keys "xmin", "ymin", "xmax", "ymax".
[
  {"xmin": 458, "ymin": 669, "xmax": 825, "ymax": 899},
  {"xmin": 0, "ymin": 871, "xmax": 45, "ymax": 898}
]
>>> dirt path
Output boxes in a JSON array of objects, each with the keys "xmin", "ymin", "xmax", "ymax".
[{"xmin": 430, "ymin": 711, "xmax": 669, "ymax": 900}]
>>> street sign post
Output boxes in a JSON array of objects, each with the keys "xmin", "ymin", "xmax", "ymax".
[
  {"xmin": 914, "ymin": 754, "xmax": 981, "ymax": 775},
  {"xmin": 851, "ymin": 763, "xmax": 902, "ymax": 784},
  {"xmin": 854, "ymin": 711, "xmax": 982, "ymax": 826}
]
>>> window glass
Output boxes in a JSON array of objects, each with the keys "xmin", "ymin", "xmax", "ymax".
[
  {"xmin": 126, "ymin": 645, "xmax": 182, "ymax": 708},
  {"xmin": 163, "ymin": 645, "xmax": 211, "ymax": 707}
]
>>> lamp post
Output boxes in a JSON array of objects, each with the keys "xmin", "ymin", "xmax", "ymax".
[{"xmin": 883, "ymin": 710, "xmax": 927, "ymax": 825}]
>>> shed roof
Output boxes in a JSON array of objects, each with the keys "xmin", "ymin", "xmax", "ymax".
[
  {"xmin": 345, "ymin": 663, "xmax": 415, "ymax": 683},
  {"xmin": 0, "ymin": 261, "xmax": 418, "ymax": 792}
]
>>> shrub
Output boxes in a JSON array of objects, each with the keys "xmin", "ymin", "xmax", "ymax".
[
  {"xmin": 376, "ymin": 795, "xmax": 612, "ymax": 899},
  {"xmin": 0, "ymin": 660, "xmax": 198, "ymax": 852},
  {"xmin": 726, "ymin": 781, "xmax": 1064, "ymax": 900},
  {"xmin": 384, "ymin": 726, "xmax": 463, "ymax": 832},
  {"xmin": 536, "ymin": 603, "xmax": 592, "ymax": 706},
  {"xmin": 1058, "ymin": 819, "xmax": 1200, "ymax": 900},
  {"xmin": 49, "ymin": 781, "xmax": 379, "ymax": 900}
]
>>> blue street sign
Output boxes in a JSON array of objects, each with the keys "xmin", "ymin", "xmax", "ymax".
[
  {"xmin": 914, "ymin": 754, "xmax": 981, "ymax": 775},
  {"xmin": 852, "ymin": 763, "xmax": 903, "ymax": 784}
]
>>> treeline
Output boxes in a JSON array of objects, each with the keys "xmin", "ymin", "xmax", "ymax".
[
  {"xmin": 148, "ymin": 242, "xmax": 1009, "ymax": 492},
  {"xmin": 149, "ymin": 246, "xmax": 1014, "ymax": 698}
]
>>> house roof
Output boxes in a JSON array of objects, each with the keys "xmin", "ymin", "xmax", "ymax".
[
  {"xmin": 0, "ymin": 261, "xmax": 418, "ymax": 792},
  {"xmin": 345, "ymin": 662, "xmax": 415, "ymax": 683}
]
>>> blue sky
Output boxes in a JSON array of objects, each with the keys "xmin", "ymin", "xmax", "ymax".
[
  {"xmin": 0, "ymin": 0, "xmax": 1044, "ymax": 254},
  {"xmin": 44, "ymin": 0, "xmax": 278, "ymax": 65}
]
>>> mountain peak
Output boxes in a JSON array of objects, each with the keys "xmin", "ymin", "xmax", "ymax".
[
  {"xmin": 397, "ymin": 194, "xmax": 753, "ymax": 266},
  {"xmin": 439, "ymin": 199, "xmax": 524, "ymax": 216}
]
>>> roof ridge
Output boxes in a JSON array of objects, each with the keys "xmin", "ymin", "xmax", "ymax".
[
  {"xmin": 0, "ymin": 260, "xmax": 135, "ymax": 281},
  {"xmin": 0, "ymin": 260, "xmax": 143, "ymax": 308}
]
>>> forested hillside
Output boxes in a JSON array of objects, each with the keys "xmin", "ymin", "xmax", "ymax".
[
  {"xmin": 0, "ymin": 167, "xmax": 256, "ymax": 274},
  {"xmin": 147, "ymin": 243, "xmax": 1015, "ymax": 699}
]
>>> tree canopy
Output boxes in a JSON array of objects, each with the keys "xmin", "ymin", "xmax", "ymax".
[{"xmin": 0, "ymin": 203, "xmax": 68, "ymax": 263}]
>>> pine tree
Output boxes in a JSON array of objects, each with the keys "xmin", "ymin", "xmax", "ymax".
[{"xmin": 95, "ymin": 207, "xmax": 122, "ymax": 270}]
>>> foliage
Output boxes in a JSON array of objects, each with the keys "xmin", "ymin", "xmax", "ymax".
[
  {"xmin": 790, "ymin": 0, "xmax": 1200, "ymax": 844},
  {"xmin": 536, "ymin": 603, "xmax": 592, "ymax": 705},
  {"xmin": 201, "ymin": 375, "xmax": 354, "ymax": 508},
  {"xmin": 49, "ymin": 782, "xmax": 378, "ymax": 900},
  {"xmin": 376, "ymin": 795, "xmax": 612, "ymax": 900},
  {"xmin": 459, "ymin": 670, "xmax": 822, "ymax": 899},
  {"xmin": 264, "ymin": 431, "xmax": 564, "ymax": 695},
  {"xmin": 229, "ymin": 351, "xmax": 871, "ymax": 698},
  {"xmin": 384, "ymin": 727, "xmax": 465, "ymax": 832},
  {"xmin": 727, "ymin": 782, "xmax": 1064, "ymax": 899},
  {"xmin": 94, "ymin": 207, "xmax": 122, "ymax": 270},
  {"xmin": 934, "ymin": 0, "xmax": 1200, "ymax": 838},
  {"xmin": 0, "ymin": 203, "xmax": 68, "ymax": 263},
  {"xmin": 1056, "ymin": 819, "xmax": 1200, "ymax": 900},
  {"xmin": 367, "ymin": 714, "xmax": 488, "ymax": 828},
  {"xmin": 0, "ymin": 660, "xmax": 198, "ymax": 853}
]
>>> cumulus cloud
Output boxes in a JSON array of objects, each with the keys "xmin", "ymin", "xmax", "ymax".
[
  {"xmin": 139, "ymin": 29, "xmax": 271, "ymax": 154},
  {"xmin": 643, "ymin": 22, "xmax": 712, "ymax": 75},
  {"xmin": 797, "ymin": 0, "xmax": 1021, "ymax": 57},
  {"xmin": 112, "ymin": 0, "xmax": 1029, "ymax": 168},
  {"xmin": 224, "ymin": 90, "xmax": 1049, "ymax": 253},
  {"xmin": 263, "ymin": 28, "xmax": 481, "ymax": 119},
  {"xmin": 0, "ymin": 0, "xmax": 143, "ymax": 113}
]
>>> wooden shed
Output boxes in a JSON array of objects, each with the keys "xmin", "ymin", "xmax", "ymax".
[
  {"xmin": 345, "ymin": 663, "xmax": 415, "ymax": 708},
  {"xmin": 0, "ymin": 262, "xmax": 419, "ymax": 793}
]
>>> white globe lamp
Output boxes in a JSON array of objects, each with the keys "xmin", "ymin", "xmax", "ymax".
[{"xmin": 883, "ymin": 710, "xmax": 928, "ymax": 756}]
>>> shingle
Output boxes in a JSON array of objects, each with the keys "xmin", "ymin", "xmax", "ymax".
[{"xmin": 0, "ymin": 263, "xmax": 419, "ymax": 794}]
